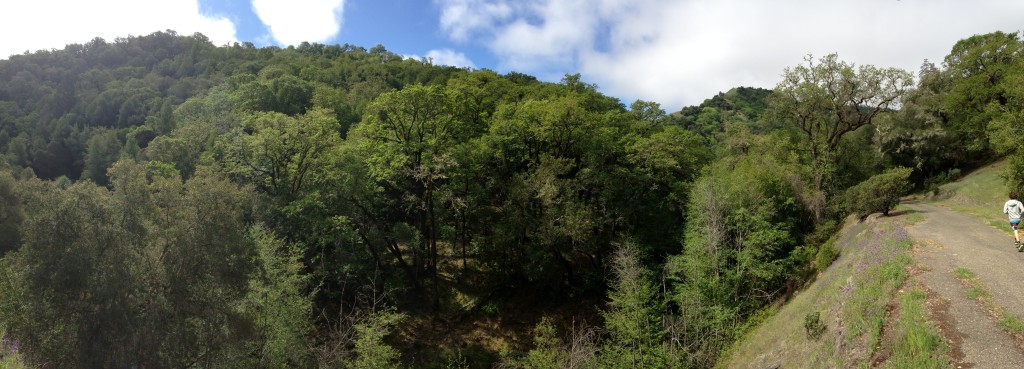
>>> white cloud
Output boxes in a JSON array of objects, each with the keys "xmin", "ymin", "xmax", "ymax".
[
  {"xmin": 436, "ymin": 0, "xmax": 513, "ymax": 43},
  {"xmin": 489, "ymin": 0, "xmax": 598, "ymax": 71},
  {"xmin": 435, "ymin": 0, "xmax": 1024, "ymax": 109},
  {"xmin": 427, "ymin": 49, "xmax": 477, "ymax": 69},
  {"xmin": 404, "ymin": 49, "xmax": 477, "ymax": 69},
  {"xmin": 0, "ymin": 0, "xmax": 236, "ymax": 60},
  {"xmin": 251, "ymin": 0, "xmax": 346, "ymax": 46}
]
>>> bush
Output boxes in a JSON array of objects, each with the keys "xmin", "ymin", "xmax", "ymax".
[
  {"xmin": 814, "ymin": 241, "xmax": 841, "ymax": 273},
  {"xmin": 803, "ymin": 311, "xmax": 826, "ymax": 340},
  {"xmin": 347, "ymin": 310, "xmax": 405, "ymax": 369},
  {"xmin": 845, "ymin": 167, "xmax": 913, "ymax": 219}
]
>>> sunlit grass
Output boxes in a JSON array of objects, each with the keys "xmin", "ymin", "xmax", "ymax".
[
  {"xmin": 932, "ymin": 161, "xmax": 1010, "ymax": 235},
  {"xmin": 842, "ymin": 228, "xmax": 913, "ymax": 355},
  {"xmin": 954, "ymin": 267, "xmax": 974, "ymax": 280},
  {"xmin": 881, "ymin": 289, "xmax": 949, "ymax": 369},
  {"xmin": 904, "ymin": 212, "xmax": 925, "ymax": 226},
  {"xmin": 1001, "ymin": 313, "xmax": 1024, "ymax": 335}
]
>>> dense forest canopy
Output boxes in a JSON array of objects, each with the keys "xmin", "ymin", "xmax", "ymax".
[{"xmin": 1, "ymin": 29, "xmax": 1023, "ymax": 368}]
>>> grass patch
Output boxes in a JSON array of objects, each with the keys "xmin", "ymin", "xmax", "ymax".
[
  {"xmin": 953, "ymin": 267, "xmax": 975, "ymax": 280},
  {"xmin": 842, "ymin": 231, "xmax": 913, "ymax": 349},
  {"xmin": 880, "ymin": 288, "xmax": 949, "ymax": 369},
  {"xmin": 965, "ymin": 287, "xmax": 987, "ymax": 300},
  {"xmin": 904, "ymin": 212, "xmax": 925, "ymax": 226},
  {"xmin": 934, "ymin": 161, "xmax": 1006, "ymax": 206},
  {"xmin": 931, "ymin": 160, "xmax": 1010, "ymax": 234},
  {"xmin": 1001, "ymin": 312, "xmax": 1024, "ymax": 335}
]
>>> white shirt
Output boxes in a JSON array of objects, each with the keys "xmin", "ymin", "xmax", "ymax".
[{"xmin": 1005, "ymin": 199, "xmax": 1024, "ymax": 220}]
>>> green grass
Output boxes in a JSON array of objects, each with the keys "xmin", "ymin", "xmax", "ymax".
[
  {"xmin": 1000, "ymin": 313, "xmax": 1024, "ymax": 335},
  {"xmin": 966, "ymin": 286, "xmax": 987, "ymax": 300},
  {"xmin": 904, "ymin": 212, "xmax": 925, "ymax": 226},
  {"xmin": 932, "ymin": 160, "xmax": 1012, "ymax": 236},
  {"xmin": 954, "ymin": 267, "xmax": 975, "ymax": 280},
  {"xmin": 0, "ymin": 354, "xmax": 30, "ymax": 369},
  {"xmin": 934, "ymin": 161, "xmax": 1006, "ymax": 204},
  {"xmin": 841, "ymin": 234, "xmax": 913, "ymax": 354},
  {"xmin": 880, "ymin": 289, "xmax": 949, "ymax": 369}
]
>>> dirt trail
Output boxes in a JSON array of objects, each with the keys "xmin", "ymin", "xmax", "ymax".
[{"xmin": 903, "ymin": 201, "xmax": 1024, "ymax": 368}]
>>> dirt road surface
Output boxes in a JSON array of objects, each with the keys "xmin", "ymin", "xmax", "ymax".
[{"xmin": 904, "ymin": 201, "xmax": 1024, "ymax": 368}]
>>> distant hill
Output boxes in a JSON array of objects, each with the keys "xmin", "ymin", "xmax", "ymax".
[{"xmin": 668, "ymin": 86, "xmax": 773, "ymax": 141}]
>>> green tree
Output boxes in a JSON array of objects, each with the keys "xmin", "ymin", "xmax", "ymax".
[
  {"xmin": 0, "ymin": 169, "xmax": 22, "ymax": 255},
  {"xmin": 475, "ymin": 95, "xmax": 613, "ymax": 287},
  {"xmin": 769, "ymin": 53, "xmax": 913, "ymax": 222},
  {"xmin": 149, "ymin": 98, "xmax": 177, "ymax": 134},
  {"xmin": 600, "ymin": 242, "xmax": 667, "ymax": 369},
  {"xmin": 875, "ymin": 61, "xmax": 958, "ymax": 183},
  {"xmin": 667, "ymin": 150, "xmax": 807, "ymax": 368},
  {"xmin": 224, "ymin": 108, "xmax": 342, "ymax": 201},
  {"xmin": 942, "ymin": 31, "xmax": 1022, "ymax": 156},
  {"xmin": 354, "ymin": 84, "xmax": 460, "ymax": 290},
  {"xmin": 519, "ymin": 318, "xmax": 564, "ymax": 369},
  {"xmin": 997, "ymin": 56, "xmax": 1024, "ymax": 194},
  {"xmin": 347, "ymin": 310, "xmax": 405, "ymax": 369},
  {"xmin": 237, "ymin": 225, "xmax": 314, "ymax": 368},
  {"xmin": 81, "ymin": 128, "xmax": 123, "ymax": 184},
  {"xmin": 110, "ymin": 161, "xmax": 259, "ymax": 368},
  {"xmin": 7, "ymin": 177, "xmax": 144, "ymax": 368},
  {"xmin": 844, "ymin": 166, "xmax": 913, "ymax": 219},
  {"xmin": 1, "ymin": 160, "xmax": 270, "ymax": 368},
  {"xmin": 621, "ymin": 125, "xmax": 709, "ymax": 256}
]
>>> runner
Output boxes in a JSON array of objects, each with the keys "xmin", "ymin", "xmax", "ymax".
[{"xmin": 1004, "ymin": 192, "xmax": 1024, "ymax": 251}]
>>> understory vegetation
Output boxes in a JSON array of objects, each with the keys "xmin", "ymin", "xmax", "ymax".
[{"xmin": 1, "ymin": 29, "xmax": 1023, "ymax": 368}]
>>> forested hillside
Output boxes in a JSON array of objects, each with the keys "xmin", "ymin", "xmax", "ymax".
[{"xmin": 1, "ymin": 30, "xmax": 1023, "ymax": 368}]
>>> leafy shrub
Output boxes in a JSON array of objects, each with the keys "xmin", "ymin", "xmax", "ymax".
[
  {"xmin": 521, "ymin": 318, "xmax": 560, "ymax": 369},
  {"xmin": 845, "ymin": 167, "xmax": 913, "ymax": 219},
  {"xmin": 481, "ymin": 301, "xmax": 501, "ymax": 316},
  {"xmin": 802, "ymin": 220, "xmax": 841, "ymax": 273},
  {"xmin": 814, "ymin": 240, "xmax": 840, "ymax": 273},
  {"xmin": 348, "ymin": 310, "xmax": 405, "ymax": 369},
  {"xmin": 445, "ymin": 351, "xmax": 469, "ymax": 369},
  {"xmin": 803, "ymin": 312, "xmax": 826, "ymax": 340}
]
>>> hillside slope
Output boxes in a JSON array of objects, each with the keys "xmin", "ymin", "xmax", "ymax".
[{"xmin": 720, "ymin": 161, "xmax": 1018, "ymax": 368}]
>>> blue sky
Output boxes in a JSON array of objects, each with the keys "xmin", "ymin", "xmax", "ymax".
[
  {"xmin": 196, "ymin": 0, "xmax": 499, "ymax": 69},
  {"xmin": 3, "ymin": 0, "xmax": 1024, "ymax": 110}
]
